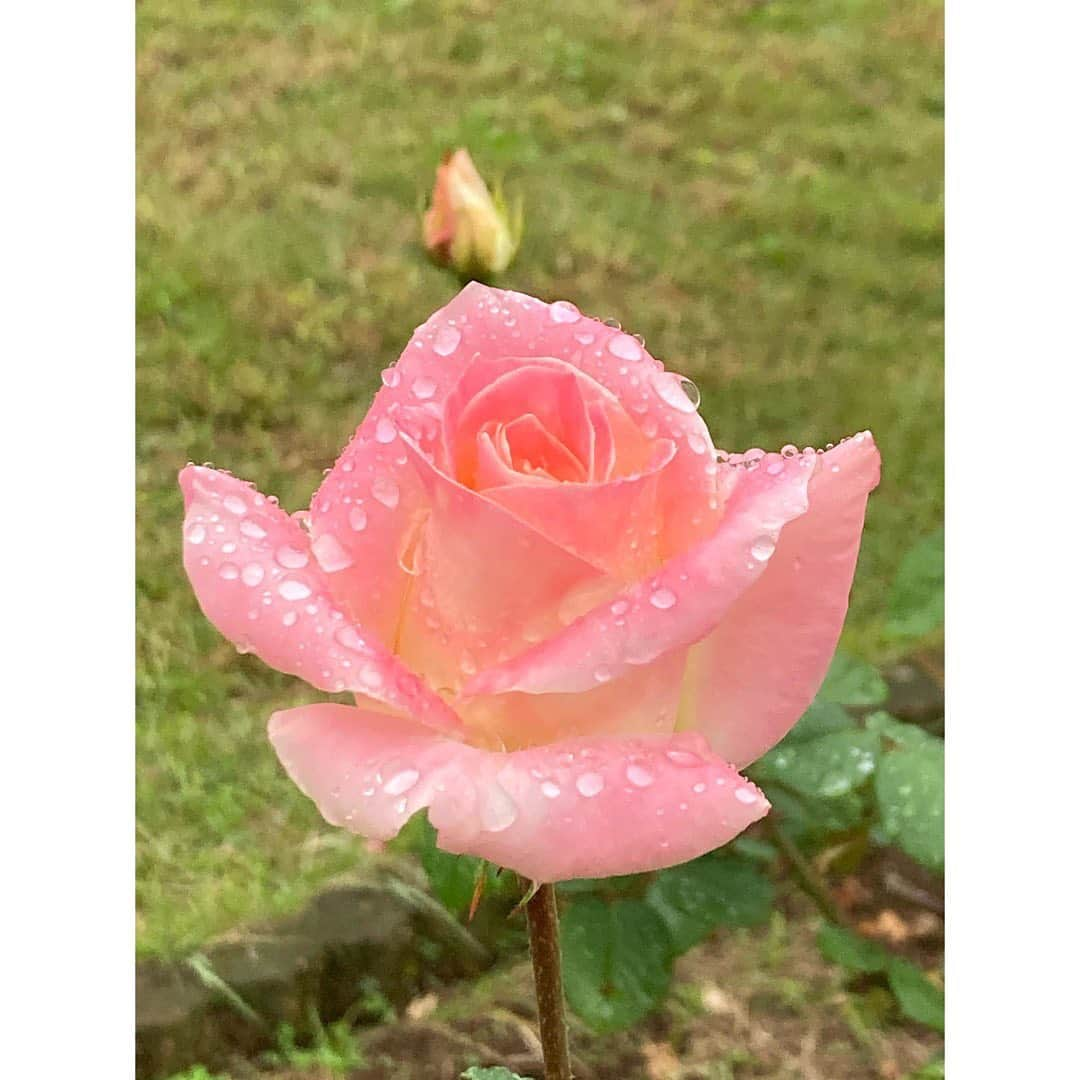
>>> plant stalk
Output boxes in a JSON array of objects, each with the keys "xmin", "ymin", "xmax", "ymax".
[{"xmin": 525, "ymin": 882, "xmax": 573, "ymax": 1080}]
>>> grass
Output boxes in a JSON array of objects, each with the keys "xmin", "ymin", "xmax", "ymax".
[{"xmin": 136, "ymin": 0, "xmax": 943, "ymax": 957}]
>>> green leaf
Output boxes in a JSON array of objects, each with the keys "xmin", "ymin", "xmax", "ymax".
[
  {"xmin": 765, "ymin": 786, "xmax": 867, "ymax": 842},
  {"xmin": 754, "ymin": 730, "xmax": 880, "ymax": 799},
  {"xmin": 562, "ymin": 897, "xmax": 673, "ymax": 1032},
  {"xmin": 461, "ymin": 1068, "xmax": 534, "ymax": 1080},
  {"xmin": 886, "ymin": 529, "xmax": 944, "ymax": 640},
  {"xmin": 887, "ymin": 958, "xmax": 945, "ymax": 1031},
  {"xmin": 865, "ymin": 711, "xmax": 936, "ymax": 750},
  {"xmin": 820, "ymin": 653, "xmax": 889, "ymax": 707},
  {"xmin": 646, "ymin": 854, "xmax": 774, "ymax": 952},
  {"xmin": 420, "ymin": 843, "xmax": 486, "ymax": 917},
  {"xmin": 816, "ymin": 924, "xmax": 890, "ymax": 972},
  {"xmin": 781, "ymin": 699, "xmax": 855, "ymax": 744},
  {"xmin": 874, "ymin": 739, "xmax": 944, "ymax": 872}
]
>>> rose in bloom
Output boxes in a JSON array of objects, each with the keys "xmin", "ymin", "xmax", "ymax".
[
  {"xmin": 180, "ymin": 284, "xmax": 880, "ymax": 882},
  {"xmin": 422, "ymin": 149, "xmax": 522, "ymax": 279}
]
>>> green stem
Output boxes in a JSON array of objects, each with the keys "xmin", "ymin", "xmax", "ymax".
[{"xmin": 525, "ymin": 882, "xmax": 573, "ymax": 1080}]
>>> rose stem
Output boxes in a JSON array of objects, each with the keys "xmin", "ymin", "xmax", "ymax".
[{"xmin": 525, "ymin": 882, "xmax": 574, "ymax": 1080}]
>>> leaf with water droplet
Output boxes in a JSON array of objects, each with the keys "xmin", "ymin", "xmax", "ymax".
[
  {"xmin": 819, "ymin": 652, "xmax": 889, "ymax": 708},
  {"xmin": 874, "ymin": 734, "xmax": 944, "ymax": 872},
  {"xmin": 753, "ymin": 729, "xmax": 880, "ymax": 800}
]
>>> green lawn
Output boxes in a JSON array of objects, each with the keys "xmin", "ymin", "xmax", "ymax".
[{"xmin": 136, "ymin": 0, "xmax": 943, "ymax": 958}]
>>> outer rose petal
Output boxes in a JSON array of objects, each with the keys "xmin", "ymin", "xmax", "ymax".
[
  {"xmin": 269, "ymin": 704, "xmax": 770, "ymax": 882},
  {"xmin": 180, "ymin": 466, "xmax": 461, "ymax": 735},
  {"xmin": 463, "ymin": 450, "xmax": 815, "ymax": 698},
  {"xmin": 685, "ymin": 433, "xmax": 882, "ymax": 767}
]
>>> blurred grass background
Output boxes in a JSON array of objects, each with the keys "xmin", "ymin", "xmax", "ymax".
[{"xmin": 136, "ymin": 0, "xmax": 943, "ymax": 957}]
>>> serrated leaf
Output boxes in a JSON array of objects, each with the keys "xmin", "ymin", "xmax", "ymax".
[
  {"xmin": 562, "ymin": 897, "xmax": 673, "ymax": 1032},
  {"xmin": 461, "ymin": 1068, "xmax": 534, "ymax": 1080},
  {"xmin": 874, "ymin": 740, "xmax": 944, "ymax": 872},
  {"xmin": 886, "ymin": 529, "xmax": 944, "ymax": 640},
  {"xmin": 887, "ymin": 958, "xmax": 945, "ymax": 1031},
  {"xmin": 646, "ymin": 854, "xmax": 774, "ymax": 952},
  {"xmin": 755, "ymin": 730, "xmax": 880, "ymax": 799},
  {"xmin": 817, "ymin": 923, "xmax": 890, "ymax": 972},
  {"xmin": 820, "ymin": 653, "xmax": 889, "ymax": 707}
]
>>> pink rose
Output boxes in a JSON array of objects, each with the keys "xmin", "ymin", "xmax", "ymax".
[{"xmin": 180, "ymin": 284, "xmax": 880, "ymax": 882}]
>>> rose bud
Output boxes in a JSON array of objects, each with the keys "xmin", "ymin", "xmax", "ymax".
[{"xmin": 422, "ymin": 149, "xmax": 522, "ymax": 280}]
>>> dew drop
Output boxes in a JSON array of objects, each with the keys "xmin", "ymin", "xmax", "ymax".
[
  {"xmin": 186, "ymin": 524, "xmax": 206, "ymax": 545},
  {"xmin": 278, "ymin": 579, "xmax": 312, "ymax": 601},
  {"xmin": 665, "ymin": 749, "xmax": 701, "ymax": 767},
  {"xmin": 239, "ymin": 518, "xmax": 267, "ymax": 540},
  {"xmin": 383, "ymin": 768, "xmax": 420, "ymax": 796},
  {"xmin": 766, "ymin": 459, "xmax": 784, "ymax": 476},
  {"xmin": 372, "ymin": 474, "xmax": 400, "ymax": 509},
  {"xmin": 550, "ymin": 300, "xmax": 581, "ymax": 324},
  {"xmin": 348, "ymin": 506, "xmax": 368, "ymax": 532},
  {"xmin": 282, "ymin": 610, "xmax": 298, "ymax": 627},
  {"xmin": 607, "ymin": 333, "xmax": 642, "ymax": 362},
  {"xmin": 649, "ymin": 587, "xmax": 677, "ymax": 610},
  {"xmin": 312, "ymin": 533, "xmax": 354, "ymax": 573},
  {"xmin": 335, "ymin": 625, "xmax": 366, "ymax": 652},
  {"xmin": 375, "ymin": 417, "xmax": 397, "ymax": 444},
  {"xmin": 593, "ymin": 664, "xmax": 613, "ymax": 684},
  {"xmin": 241, "ymin": 563, "xmax": 265, "ymax": 587},
  {"xmin": 687, "ymin": 432, "xmax": 708, "ymax": 455},
  {"xmin": 276, "ymin": 545, "xmax": 309, "ymax": 569},
  {"xmin": 380, "ymin": 367, "xmax": 401, "ymax": 388},
  {"xmin": 651, "ymin": 371, "xmax": 699, "ymax": 413},
  {"xmin": 223, "ymin": 494, "xmax": 246, "ymax": 515},
  {"xmin": 576, "ymin": 772, "xmax": 605, "ymax": 798},
  {"xmin": 693, "ymin": 782, "xmax": 707, "ymax": 794},
  {"xmin": 735, "ymin": 786, "xmax": 759, "ymax": 805},
  {"xmin": 480, "ymin": 782, "xmax": 518, "ymax": 832},
  {"xmin": 574, "ymin": 331, "xmax": 595, "ymax": 346},
  {"xmin": 626, "ymin": 763, "xmax": 654, "ymax": 788},
  {"xmin": 540, "ymin": 780, "xmax": 561, "ymax": 799},
  {"xmin": 610, "ymin": 599, "xmax": 630, "ymax": 616},
  {"xmin": 219, "ymin": 562, "xmax": 239, "ymax": 581},
  {"xmin": 432, "ymin": 326, "xmax": 461, "ymax": 356},
  {"xmin": 750, "ymin": 536, "xmax": 776, "ymax": 562}
]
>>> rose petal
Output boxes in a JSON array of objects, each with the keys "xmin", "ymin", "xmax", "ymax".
[
  {"xmin": 684, "ymin": 434, "xmax": 882, "ymax": 767},
  {"xmin": 269, "ymin": 704, "xmax": 770, "ymax": 882},
  {"xmin": 180, "ymin": 465, "xmax": 461, "ymax": 734},
  {"xmin": 463, "ymin": 450, "xmax": 815, "ymax": 698},
  {"xmin": 393, "ymin": 436, "xmax": 614, "ymax": 701}
]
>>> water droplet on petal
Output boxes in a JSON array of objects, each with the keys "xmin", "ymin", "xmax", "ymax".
[
  {"xmin": 651, "ymin": 371, "xmax": 699, "ymax": 413},
  {"xmin": 223, "ymin": 494, "xmax": 246, "ymax": 515},
  {"xmin": 593, "ymin": 665, "xmax": 612, "ymax": 684},
  {"xmin": 766, "ymin": 459, "xmax": 784, "ymax": 476},
  {"xmin": 750, "ymin": 536, "xmax": 776, "ymax": 562},
  {"xmin": 693, "ymin": 782, "xmax": 707, "ymax": 794},
  {"xmin": 312, "ymin": 533, "xmax": 354, "ymax": 573},
  {"xmin": 650, "ymin": 587, "xmax": 677, "ymax": 610},
  {"xmin": 480, "ymin": 782, "xmax": 518, "ymax": 832},
  {"xmin": 432, "ymin": 326, "xmax": 461, "ymax": 356},
  {"xmin": 607, "ymin": 332, "xmax": 642, "ymax": 362},
  {"xmin": 278, "ymin": 579, "xmax": 312, "ymax": 601},
  {"xmin": 348, "ymin": 506, "xmax": 368, "ymax": 532},
  {"xmin": 626, "ymin": 763, "xmax": 654, "ymax": 787},
  {"xmin": 540, "ymin": 780, "xmax": 561, "ymax": 799},
  {"xmin": 412, "ymin": 376, "xmax": 437, "ymax": 401},
  {"xmin": 239, "ymin": 518, "xmax": 267, "ymax": 540},
  {"xmin": 241, "ymin": 563, "xmax": 265, "ymax": 586},
  {"xmin": 335, "ymin": 625, "xmax": 366, "ymax": 652},
  {"xmin": 666, "ymin": 749, "xmax": 701, "ymax": 767},
  {"xmin": 735, "ymin": 786, "xmax": 759, "ymax": 805},
  {"xmin": 610, "ymin": 599, "xmax": 630, "ymax": 616},
  {"xmin": 381, "ymin": 367, "xmax": 401, "ymax": 388},
  {"xmin": 576, "ymin": 772, "xmax": 605, "ymax": 797},
  {"xmin": 383, "ymin": 768, "xmax": 420, "ymax": 796},
  {"xmin": 550, "ymin": 300, "xmax": 581, "ymax": 324},
  {"xmin": 186, "ymin": 524, "xmax": 206, "ymax": 545},
  {"xmin": 375, "ymin": 417, "xmax": 397, "ymax": 444},
  {"xmin": 372, "ymin": 475, "xmax": 400, "ymax": 509},
  {"xmin": 276, "ymin": 545, "xmax": 308, "ymax": 569},
  {"xmin": 219, "ymin": 562, "xmax": 239, "ymax": 581},
  {"xmin": 687, "ymin": 433, "xmax": 708, "ymax": 455},
  {"xmin": 282, "ymin": 610, "xmax": 298, "ymax": 627}
]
